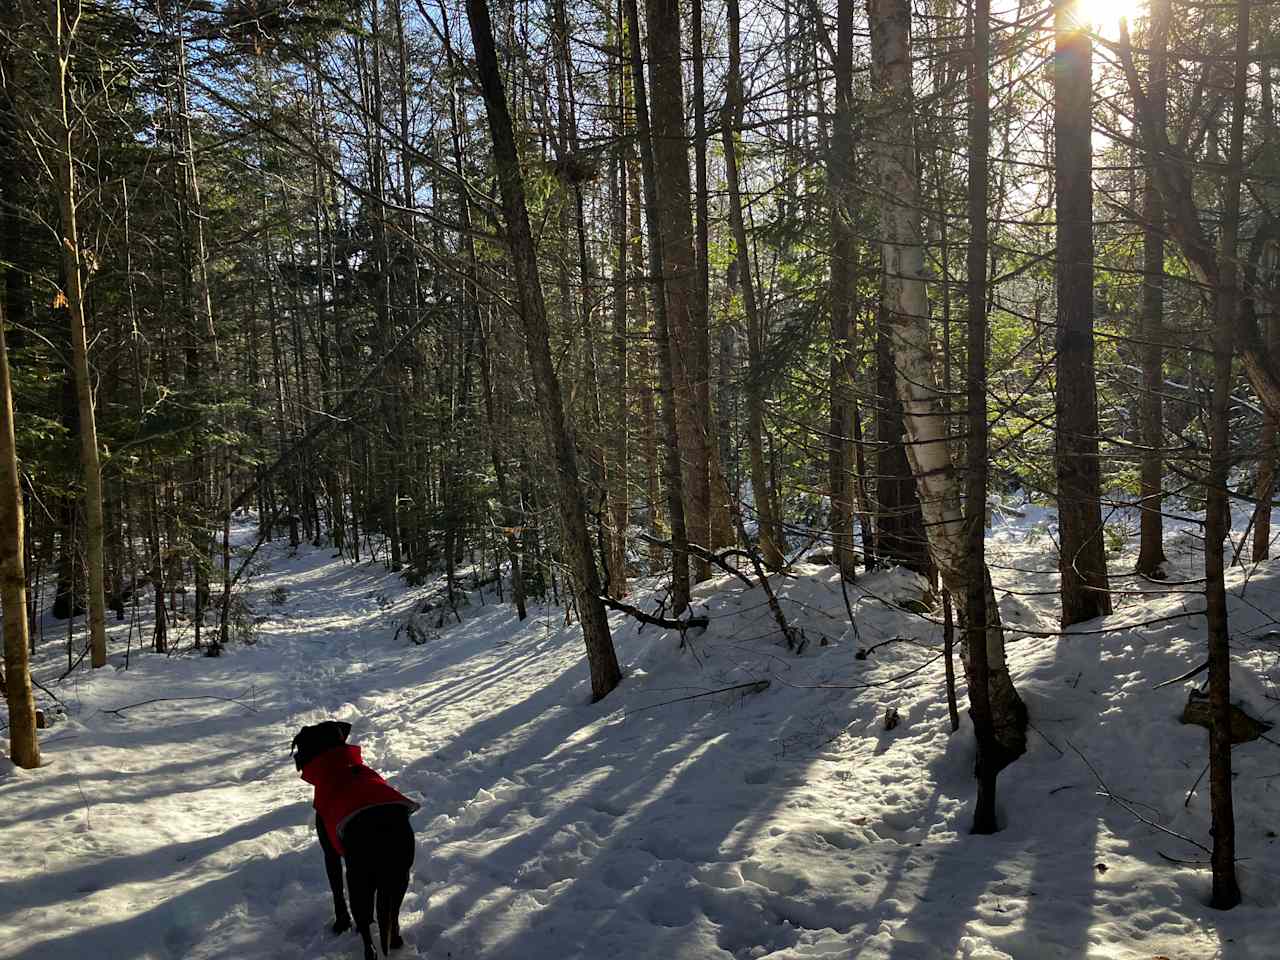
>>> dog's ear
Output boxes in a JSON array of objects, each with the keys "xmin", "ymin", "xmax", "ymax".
[{"xmin": 337, "ymin": 721, "xmax": 352, "ymax": 741}]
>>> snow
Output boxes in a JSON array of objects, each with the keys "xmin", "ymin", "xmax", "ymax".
[{"xmin": 4, "ymin": 505, "xmax": 1280, "ymax": 960}]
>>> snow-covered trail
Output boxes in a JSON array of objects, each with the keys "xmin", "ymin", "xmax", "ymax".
[{"xmin": 5, "ymin": 518, "xmax": 1280, "ymax": 959}]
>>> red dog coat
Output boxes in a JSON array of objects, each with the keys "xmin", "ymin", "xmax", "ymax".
[{"xmin": 300, "ymin": 744, "xmax": 420, "ymax": 855}]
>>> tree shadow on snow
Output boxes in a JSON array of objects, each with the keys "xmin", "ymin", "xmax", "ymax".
[{"xmin": 3, "ymin": 801, "xmax": 310, "ymax": 922}]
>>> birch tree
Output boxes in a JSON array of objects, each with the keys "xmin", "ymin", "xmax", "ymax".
[{"xmin": 867, "ymin": 0, "xmax": 1026, "ymax": 822}]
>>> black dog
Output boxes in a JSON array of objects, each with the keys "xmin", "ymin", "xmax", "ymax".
[{"xmin": 292, "ymin": 721, "xmax": 419, "ymax": 960}]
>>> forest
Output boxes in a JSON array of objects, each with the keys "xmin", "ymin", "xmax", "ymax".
[{"xmin": 2, "ymin": 0, "xmax": 1279, "ymax": 955}]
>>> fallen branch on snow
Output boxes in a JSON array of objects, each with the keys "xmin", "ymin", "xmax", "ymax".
[
  {"xmin": 628, "ymin": 679, "xmax": 771, "ymax": 716},
  {"xmin": 101, "ymin": 689, "xmax": 259, "ymax": 718},
  {"xmin": 1066, "ymin": 738, "xmax": 1211, "ymax": 857},
  {"xmin": 600, "ymin": 594, "xmax": 709, "ymax": 634}
]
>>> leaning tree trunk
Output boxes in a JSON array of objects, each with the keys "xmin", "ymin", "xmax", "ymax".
[
  {"xmin": 466, "ymin": 0, "xmax": 622, "ymax": 700},
  {"xmin": 868, "ymin": 0, "xmax": 1025, "ymax": 774},
  {"xmin": 1053, "ymin": 0, "xmax": 1112, "ymax": 624},
  {"xmin": 0, "ymin": 302, "xmax": 38, "ymax": 769},
  {"xmin": 50, "ymin": 0, "xmax": 108, "ymax": 669}
]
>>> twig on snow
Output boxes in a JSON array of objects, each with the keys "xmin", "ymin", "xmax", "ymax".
[
  {"xmin": 101, "ymin": 689, "xmax": 259, "ymax": 718},
  {"xmin": 31, "ymin": 673, "xmax": 70, "ymax": 712},
  {"xmin": 628, "ymin": 679, "xmax": 770, "ymax": 716},
  {"xmin": 770, "ymin": 652, "xmax": 945, "ymax": 691},
  {"xmin": 1184, "ymin": 761, "xmax": 1210, "ymax": 807},
  {"xmin": 1027, "ymin": 718, "xmax": 1064, "ymax": 756},
  {"xmin": 1066, "ymin": 738, "xmax": 1211, "ymax": 856}
]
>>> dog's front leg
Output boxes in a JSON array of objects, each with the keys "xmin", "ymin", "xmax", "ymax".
[{"xmin": 317, "ymin": 815, "xmax": 351, "ymax": 934}]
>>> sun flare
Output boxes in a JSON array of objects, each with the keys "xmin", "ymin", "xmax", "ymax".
[{"xmin": 1068, "ymin": 0, "xmax": 1145, "ymax": 36}]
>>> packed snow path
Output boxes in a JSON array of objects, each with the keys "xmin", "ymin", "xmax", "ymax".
[{"xmin": 4, "ymin": 521, "xmax": 1280, "ymax": 959}]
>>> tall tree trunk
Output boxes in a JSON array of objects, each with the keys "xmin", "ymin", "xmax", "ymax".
[
  {"xmin": 722, "ymin": 0, "xmax": 785, "ymax": 570},
  {"xmin": 964, "ymin": 0, "xmax": 1007, "ymax": 834},
  {"xmin": 690, "ymin": 0, "xmax": 729, "ymax": 555},
  {"xmin": 1136, "ymin": 0, "xmax": 1170, "ymax": 576},
  {"xmin": 466, "ymin": 0, "xmax": 622, "ymax": 700},
  {"xmin": 0, "ymin": 301, "xmax": 38, "ymax": 768},
  {"xmin": 626, "ymin": 0, "xmax": 691, "ymax": 613},
  {"xmin": 868, "ymin": 0, "xmax": 1025, "ymax": 775},
  {"xmin": 826, "ymin": 0, "xmax": 857, "ymax": 581},
  {"xmin": 645, "ymin": 0, "xmax": 712, "ymax": 578},
  {"xmin": 1205, "ymin": 0, "xmax": 1249, "ymax": 910},
  {"xmin": 608, "ymin": 69, "xmax": 629, "ymax": 598},
  {"xmin": 631, "ymin": 161, "xmax": 665, "ymax": 573},
  {"xmin": 50, "ymin": 0, "xmax": 107, "ymax": 668},
  {"xmin": 1053, "ymin": 0, "xmax": 1112, "ymax": 624},
  {"xmin": 1253, "ymin": 30, "xmax": 1278, "ymax": 562}
]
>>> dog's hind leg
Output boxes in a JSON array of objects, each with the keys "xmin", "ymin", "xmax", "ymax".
[
  {"xmin": 376, "ymin": 869, "xmax": 411, "ymax": 954},
  {"xmin": 317, "ymin": 815, "xmax": 351, "ymax": 934},
  {"xmin": 383, "ymin": 809, "xmax": 415, "ymax": 953},
  {"xmin": 346, "ymin": 858, "xmax": 378, "ymax": 960}
]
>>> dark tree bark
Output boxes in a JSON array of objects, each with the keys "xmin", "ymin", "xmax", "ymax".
[
  {"xmin": 644, "ymin": 0, "xmax": 712, "ymax": 581},
  {"xmin": 874, "ymin": 305, "xmax": 929, "ymax": 574},
  {"xmin": 1053, "ymin": 0, "xmax": 1112, "ymax": 625},
  {"xmin": 48, "ymin": 0, "xmax": 108, "ymax": 667},
  {"xmin": 1136, "ymin": 0, "xmax": 1170, "ymax": 577},
  {"xmin": 0, "ymin": 301, "xmax": 38, "ymax": 769},
  {"xmin": 721, "ymin": 0, "xmax": 785, "ymax": 571},
  {"xmin": 1203, "ymin": 0, "xmax": 1249, "ymax": 911},
  {"xmin": 964, "ymin": 0, "xmax": 1005, "ymax": 835},
  {"xmin": 466, "ymin": 0, "xmax": 621, "ymax": 700},
  {"xmin": 826, "ymin": 0, "xmax": 857, "ymax": 581},
  {"xmin": 625, "ymin": 0, "xmax": 691, "ymax": 613}
]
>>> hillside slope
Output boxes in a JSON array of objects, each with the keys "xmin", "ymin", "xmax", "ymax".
[{"xmin": 3, "ymin": 521, "xmax": 1280, "ymax": 959}]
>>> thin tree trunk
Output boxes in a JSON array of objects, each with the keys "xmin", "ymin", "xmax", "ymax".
[
  {"xmin": 1254, "ymin": 35, "xmax": 1278, "ymax": 562},
  {"xmin": 0, "ymin": 301, "xmax": 38, "ymax": 768},
  {"xmin": 722, "ymin": 0, "xmax": 785, "ymax": 571},
  {"xmin": 1136, "ymin": 0, "xmax": 1170, "ymax": 576},
  {"xmin": 964, "ymin": 0, "xmax": 1007, "ymax": 834},
  {"xmin": 466, "ymin": 0, "xmax": 622, "ymax": 700},
  {"xmin": 608, "ymin": 70, "xmax": 629, "ymax": 598},
  {"xmin": 826, "ymin": 0, "xmax": 857, "ymax": 581},
  {"xmin": 1205, "ymin": 0, "xmax": 1249, "ymax": 910},
  {"xmin": 50, "ymin": 0, "xmax": 107, "ymax": 668}
]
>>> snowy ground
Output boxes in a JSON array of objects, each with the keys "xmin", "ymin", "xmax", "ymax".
[{"xmin": 5, "ymin": 502, "xmax": 1280, "ymax": 960}]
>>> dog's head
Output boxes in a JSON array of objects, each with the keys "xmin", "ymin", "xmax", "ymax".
[{"xmin": 290, "ymin": 720, "xmax": 353, "ymax": 772}]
